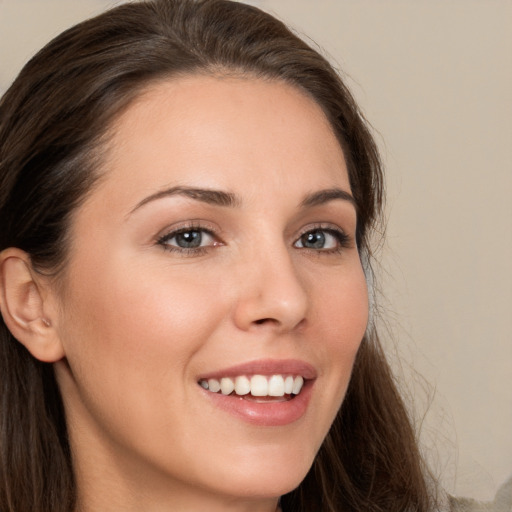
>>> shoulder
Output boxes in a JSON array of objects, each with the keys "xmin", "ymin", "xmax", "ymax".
[{"xmin": 448, "ymin": 477, "xmax": 512, "ymax": 512}]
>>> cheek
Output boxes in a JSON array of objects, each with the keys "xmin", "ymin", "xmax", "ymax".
[
  {"xmin": 309, "ymin": 262, "xmax": 369, "ymax": 402},
  {"xmin": 55, "ymin": 258, "xmax": 236, "ymax": 468},
  {"xmin": 314, "ymin": 263, "xmax": 369, "ymax": 351},
  {"xmin": 56, "ymin": 255, "xmax": 233, "ymax": 417}
]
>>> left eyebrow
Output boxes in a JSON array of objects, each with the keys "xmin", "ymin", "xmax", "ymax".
[{"xmin": 300, "ymin": 188, "xmax": 356, "ymax": 209}]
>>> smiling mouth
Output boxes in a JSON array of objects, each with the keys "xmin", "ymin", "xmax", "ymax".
[{"xmin": 198, "ymin": 374, "xmax": 305, "ymax": 402}]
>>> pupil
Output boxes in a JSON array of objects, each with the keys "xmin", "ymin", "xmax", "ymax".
[
  {"xmin": 176, "ymin": 230, "xmax": 202, "ymax": 248},
  {"xmin": 303, "ymin": 231, "xmax": 325, "ymax": 248}
]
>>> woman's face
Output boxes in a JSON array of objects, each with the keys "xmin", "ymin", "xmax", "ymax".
[{"xmin": 53, "ymin": 76, "xmax": 368, "ymax": 509}]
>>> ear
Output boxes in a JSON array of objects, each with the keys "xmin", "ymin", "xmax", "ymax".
[{"xmin": 0, "ymin": 248, "xmax": 64, "ymax": 362}]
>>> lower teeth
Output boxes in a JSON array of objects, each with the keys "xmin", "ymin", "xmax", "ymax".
[{"xmin": 241, "ymin": 394, "xmax": 292, "ymax": 402}]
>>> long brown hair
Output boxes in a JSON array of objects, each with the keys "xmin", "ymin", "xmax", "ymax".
[{"xmin": 0, "ymin": 1, "xmax": 433, "ymax": 510}]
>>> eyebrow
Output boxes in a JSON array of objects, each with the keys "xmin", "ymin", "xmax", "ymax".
[
  {"xmin": 300, "ymin": 188, "xmax": 356, "ymax": 209},
  {"xmin": 129, "ymin": 185, "xmax": 356, "ymax": 214},
  {"xmin": 130, "ymin": 186, "xmax": 240, "ymax": 214}
]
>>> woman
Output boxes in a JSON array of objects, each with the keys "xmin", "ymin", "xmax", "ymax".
[{"xmin": 0, "ymin": 1, "xmax": 506, "ymax": 511}]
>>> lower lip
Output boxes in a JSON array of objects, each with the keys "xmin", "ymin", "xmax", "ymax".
[{"xmin": 200, "ymin": 380, "xmax": 314, "ymax": 426}]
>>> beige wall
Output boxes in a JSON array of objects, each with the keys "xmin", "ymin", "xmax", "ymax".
[{"xmin": 1, "ymin": 0, "xmax": 511, "ymax": 501}]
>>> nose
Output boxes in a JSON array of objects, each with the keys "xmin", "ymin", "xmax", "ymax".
[{"xmin": 232, "ymin": 245, "xmax": 309, "ymax": 333}]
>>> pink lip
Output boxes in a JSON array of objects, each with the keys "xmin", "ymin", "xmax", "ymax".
[
  {"xmin": 197, "ymin": 358, "xmax": 317, "ymax": 380},
  {"xmin": 197, "ymin": 359, "xmax": 317, "ymax": 427}
]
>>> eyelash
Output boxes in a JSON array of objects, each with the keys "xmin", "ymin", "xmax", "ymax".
[
  {"xmin": 156, "ymin": 223, "xmax": 351, "ymax": 257},
  {"xmin": 294, "ymin": 225, "xmax": 352, "ymax": 255},
  {"xmin": 157, "ymin": 223, "xmax": 219, "ymax": 257}
]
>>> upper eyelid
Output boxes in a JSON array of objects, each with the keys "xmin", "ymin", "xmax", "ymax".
[
  {"xmin": 163, "ymin": 226, "xmax": 215, "ymax": 236},
  {"xmin": 157, "ymin": 221, "xmax": 221, "ymax": 240},
  {"xmin": 158, "ymin": 222, "xmax": 347, "ymax": 236},
  {"xmin": 294, "ymin": 222, "xmax": 349, "ymax": 239}
]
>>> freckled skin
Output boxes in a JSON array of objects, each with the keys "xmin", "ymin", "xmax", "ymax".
[{"xmin": 52, "ymin": 76, "xmax": 369, "ymax": 512}]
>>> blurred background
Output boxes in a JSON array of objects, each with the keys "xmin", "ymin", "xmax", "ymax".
[{"xmin": 1, "ymin": 0, "xmax": 511, "ymax": 502}]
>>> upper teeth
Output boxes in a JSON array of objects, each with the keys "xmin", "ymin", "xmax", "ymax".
[{"xmin": 199, "ymin": 375, "xmax": 304, "ymax": 397}]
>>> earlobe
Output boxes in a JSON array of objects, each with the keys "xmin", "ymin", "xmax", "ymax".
[{"xmin": 0, "ymin": 248, "xmax": 64, "ymax": 362}]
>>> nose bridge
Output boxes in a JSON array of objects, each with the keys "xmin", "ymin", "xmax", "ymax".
[{"xmin": 233, "ymin": 235, "xmax": 309, "ymax": 332}]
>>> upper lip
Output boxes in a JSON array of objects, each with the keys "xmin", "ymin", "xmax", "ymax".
[{"xmin": 197, "ymin": 358, "xmax": 317, "ymax": 381}]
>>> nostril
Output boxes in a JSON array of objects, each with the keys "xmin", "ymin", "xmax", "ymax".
[{"xmin": 254, "ymin": 318, "xmax": 275, "ymax": 325}]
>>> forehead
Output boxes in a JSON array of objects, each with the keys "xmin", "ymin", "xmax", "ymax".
[{"xmin": 96, "ymin": 75, "xmax": 350, "ymax": 208}]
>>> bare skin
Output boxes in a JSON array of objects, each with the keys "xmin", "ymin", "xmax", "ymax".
[{"xmin": 1, "ymin": 76, "xmax": 368, "ymax": 511}]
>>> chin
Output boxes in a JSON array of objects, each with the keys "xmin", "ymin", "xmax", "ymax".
[
  {"xmin": 219, "ymin": 471, "xmax": 307, "ymax": 501},
  {"xmin": 202, "ymin": 444, "xmax": 316, "ymax": 500}
]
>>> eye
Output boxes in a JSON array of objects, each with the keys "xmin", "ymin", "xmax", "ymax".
[
  {"xmin": 157, "ymin": 227, "xmax": 218, "ymax": 252},
  {"xmin": 294, "ymin": 228, "xmax": 349, "ymax": 252}
]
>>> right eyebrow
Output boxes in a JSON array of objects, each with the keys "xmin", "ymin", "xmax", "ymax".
[{"xmin": 128, "ymin": 186, "xmax": 241, "ymax": 215}]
